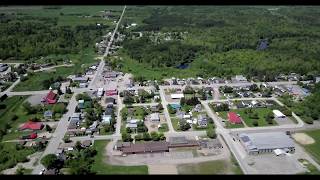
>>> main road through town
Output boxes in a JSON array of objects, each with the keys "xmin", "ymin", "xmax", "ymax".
[
  {"xmin": 31, "ymin": 5, "xmax": 126, "ymax": 175},
  {"xmin": 89, "ymin": 5, "xmax": 126, "ymax": 90}
]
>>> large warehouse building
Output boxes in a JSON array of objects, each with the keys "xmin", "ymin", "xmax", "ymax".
[{"xmin": 239, "ymin": 132, "xmax": 295, "ymax": 155}]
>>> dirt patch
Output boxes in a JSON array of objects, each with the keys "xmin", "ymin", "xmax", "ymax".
[
  {"xmin": 148, "ymin": 164, "xmax": 178, "ymax": 174},
  {"xmin": 292, "ymin": 133, "xmax": 315, "ymax": 145}
]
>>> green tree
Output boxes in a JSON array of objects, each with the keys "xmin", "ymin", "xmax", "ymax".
[
  {"xmin": 206, "ymin": 128, "xmax": 217, "ymax": 139},
  {"xmin": 41, "ymin": 154, "xmax": 58, "ymax": 169}
]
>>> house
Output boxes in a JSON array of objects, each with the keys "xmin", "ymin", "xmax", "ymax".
[
  {"xmin": 150, "ymin": 113, "xmax": 160, "ymax": 122},
  {"xmin": 239, "ymin": 132, "xmax": 295, "ymax": 155},
  {"xmin": 105, "ymin": 97, "xmax": 116, "ymax": 105},
  {"xmin": 150, "ymin": 105, "xmax": 160, "ymax": 112},
  {"xmin": 105, "ymin": 72, "xmax": 118, "ymax": 78},
  {"xmin": 78, "ymin": 100, "xmax": 85, "ymax": 109},
  {"xmin": 106, "ymin": 89, "xmax": 118, "ymax": 96},
  {"xmin": 79, "ymin": 83, "xmax": 88, "ymax": 88},
  {"xmin": 228, "ymin": 112, "xmax": 242, "ymax": 124},
  {"xmin": 171, "ymin": 93, "xmax": 184, "ymax": 99},
  {"xmin": 81, "ymin": 140, "xmax": 92, "ymax": 148},
  {"xmin": 232, "ymin": 75, "xmax": 247, "ymax": 83},
  {"xmin": 169, "ymin": 104, "xmax": 181, "ymax": 110},
  {"xmin": 126, "ymin": 119, "xmax": 139, "ymax": 129},
  {"xmin": 101, "ymin": 114, "xmax": 111, "ymax": 124},
  {"xmin": 43, "ymin": 169, "xmax": 58, "ymax": 175},
  {"xmin": 105, "ymin": 107, "xmax": 113, "ymax": 116},
  {"xmin": 20, "ymin": 121, "xmax": 44, "ymax": 131},
  {"xmin": 97, "ymin": 87, "xmax": 104, "ymax": 97},
  {"xmin": 70, "ymin": 113, "xmax": 81, "ymax": 122},
  {"xmin": 21, "ymin": 133, "xmax": 37, "ymax": 140},
  {"xmin": 43, "ymin": 90, "xmax": 57, "ymax": 104},
  {"xmin": 0, "ymin": 64, "xmax": 9, "ymax": 72},
  {"xmin": 73, "ymin": 76, "xmax": 88, "ymax": 83},
  {"xmin": 43, "ymin": 110, "xmax": 53, "ymax": 119},
  {"xmin": 197, "ymin": 114, "xmax": 208, "ymax": 127},
  {"xmin": 273, "ymin": 110, "xmax": 286, "ymax": 118},
  {"xmin": 316, "ymin": 77, "xmax": 320, "ymax": 83},
  {"xmin": 194, "ymin": 104, "xmax": 202, "ymax": 112}
]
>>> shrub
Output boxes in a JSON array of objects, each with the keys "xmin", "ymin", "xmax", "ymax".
[
  {"xmin": 252, "ymin": 120, "xmax": 259, "ymax": 126},
  {"xmin": 11, "ymin": 114, "xmax": 18, "ymax": 121},
  {"xmin": 206, "ymin": 128, "xmax": 217, "ymax": 139}
]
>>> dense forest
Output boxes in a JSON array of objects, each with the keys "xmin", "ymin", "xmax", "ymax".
[
  {"xmin": 118, "ymin": 6, "xmax": 320, "ymax": 79},
  {"xmin": 122, "ymin": 37, "xmax": 202, "ymax": 68},
  {"xmin": 0, "ymin": 13, "xmax": 108, "ymax": 60}
]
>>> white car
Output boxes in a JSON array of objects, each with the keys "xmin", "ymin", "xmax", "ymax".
[{"xmin": 39, "ymin": 168, "xmax": 45, "ymax": 175}]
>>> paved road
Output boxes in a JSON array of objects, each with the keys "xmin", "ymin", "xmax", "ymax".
[
  {"xmin": 0, "ymin": 78, "xmax": 21, "ymax": 96},
  {"xmin": 89, "ymin": 5, "xmax": 126, "ymax": 89},
  {"xmin": 70, "ymin": 134, "xmax": 118, "ymax": 141},
  {"xmin": 159, "ymin": 86, "xmax": 175, "ymax": 133},
  {"xmin": 32, "ymin": 93, "xmax": 79, "ymax": 174},
  {"xmin": 115, "ymin": 93, "xmax": 123, "ymax": 136},
  {"xmin": 201, "ymin": 101, "xmax": 250, "ymax": 174}
]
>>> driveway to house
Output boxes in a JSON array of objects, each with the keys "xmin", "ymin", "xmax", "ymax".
[
  {"xmin": 33, "ymin": 64, "xmax": 74, "ymax": 72},
  {"xmin": 0, "ymin": 78, "xmax": 20, "ymax": 96}
]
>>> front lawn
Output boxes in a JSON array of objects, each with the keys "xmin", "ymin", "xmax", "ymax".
[
  {"xmin": 91, "ymin": 140, "xmax": 148, "ymax": 174},
  {"xmin": 170, "ymin": 118, "xmax": 181, "ymax": 131}
]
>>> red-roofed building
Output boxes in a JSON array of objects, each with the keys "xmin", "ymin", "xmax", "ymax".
[
  {"xmin": 43, "ymin": 90, "xmax": 57, "ymax": 104},
  {"xmin": 21, "ymin": 133, "xmax": 37, "ymax": 139},
  {"xmin": 20, "ymin": 121, "xmax": 44, "ymax": 131},
  {"xmin": 228, "ymin": 112, "xmax": 242, "ymax": 124},
  {"xmin": 105, "ymin": 89, "xmax": 118, "ymax": 96}
]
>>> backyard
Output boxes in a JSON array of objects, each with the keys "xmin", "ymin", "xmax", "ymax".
[{"xmin": 91, "ymin": 140, "xmax": 148, "ymax": 174}]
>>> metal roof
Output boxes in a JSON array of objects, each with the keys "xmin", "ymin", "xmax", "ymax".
[{"xmin": 239, "ymin": 132, "xmax": 294, "ymax": 151}]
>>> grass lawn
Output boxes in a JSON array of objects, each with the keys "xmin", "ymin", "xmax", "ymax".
[
  {"xmin": 13, "ymin": 48, "xmax": 98, "ymax": 91},
  {"xmin": 170, "ymin": 118, "xmax": 181, "ymax": 131},
  {"xmin": 218, "ymin": 111, "xmax": 245, "ymax": 129},
  {"xmin": 0, "ymin": 96, "xmax": 46, "ymax": 141},
  {"xmin": 91, "ymin": 140, "xmax": 148, "ymax": 174},
  {"xmin": 0, "ymin": 142, "xmax": 37, "ymax": 172},
  {"xmin": 158, "ymin": 123, "xmax": 169, "ymax": 133},
  {"xmin": 0, "ymin": 6, "xmax": 123, "ymax": 27},
  {"xmin": 298, "ymin": 159, "xmax": 320, "ymax": 175},
  {"xmin": 302, "ymin": 130, "xmax": 320, "ymax": 164},
  {"xmin": 219, "ymin": 108, "xmax": 277, "ymax": 127},
  {"xmin": 177, "ymin": 159, "xmax": 241, "ymax": 174}
]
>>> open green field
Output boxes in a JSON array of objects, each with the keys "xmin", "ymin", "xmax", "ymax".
[
  {"xmin": 91, "ymin": 140, "xmax": 148, "ymax": 174},
  {"xmin": 0, "ymin": 6, "xmax": 123, "ymax": 27},
  {"xmin": 13, "ymin": 49, "xmax": 98, "ymax": 91},
  {"xmin": 177, "ymin": 159, "xmax": 242, "ymax": 174},
  {"xmin": 302, "ymin": 130, "xmax": 320, "ymax": 164},
  {"xmin": 218, "ymin": 108, "xmax": 277, "ymax": 127}
]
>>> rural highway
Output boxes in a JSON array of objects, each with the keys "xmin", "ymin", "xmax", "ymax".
[
  {"xmin": 89, "ymin": 5, "xmax": 126, "ymax": 89},
  {"xmin": 31, "ymin": 5, "xmax": 127, "ymax": 175}
]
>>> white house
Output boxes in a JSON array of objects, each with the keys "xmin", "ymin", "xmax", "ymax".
[
  {"xmin": 150, "ymin": 113, "xmax": 160, "ymax": 122},
  {"xmin": 171, "ymin": 93, "xmax": 184, "ymax": 99},
  {"xmin": 97, "ymin": 88, "xmax": 104, "ymax": 97},
  {"xmin": 101, "ymin": 114, "xmax": 111, "ymax": 125},
  {"xmin": 273, "ymin": 110, "xmax": 286, "ymax": 118}
]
